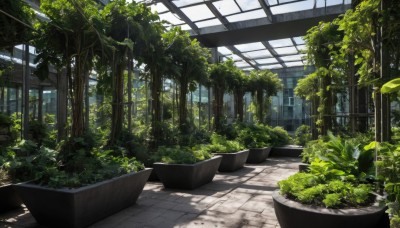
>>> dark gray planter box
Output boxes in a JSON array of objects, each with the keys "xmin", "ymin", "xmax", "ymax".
[
  {"xmin": 153, "ymin": 156, "xmax": 222, "ymax": 190},
  {"xmin": 14, "ymin": 168, "xmax": 152, "ymax": 228},
  {"xmin": 0, "ymin": 184, "xmax": 22, "ymax": 212},
  {"xmin": 299, "ymin": 163, "xmax": 310, "ymax": 172},
  {"xmin": 272, "ymin": 190, "xmax": 388, "ymax": 228},
  {"xmin": 214, "ymin": 150, "xmax": 249, "ymax": 172},
  {"xmin": 270, "ymin": 146, "xmax": 303, "ymax": 157},
  {"xmin": 246, "ymin": 147, "xmax": 271, "ymax": 163}
]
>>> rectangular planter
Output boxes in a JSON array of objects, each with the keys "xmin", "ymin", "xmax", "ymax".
[
  {"xmin": 270, "ymin": 146, "xmax": 303, "ymax": 157},
  {"xmin": 14, "ymin": 168, "xmax": 152, "ymax": 228},
  {"xmin": 214, "ymin": 150, "xmax": 249, "ymax": 172},
  {"xmin": 153, "ymin": 156, "xmax": 222, "ymax": 190},
  {"xmin": 246, "ymin": 147, "xmax": 271, "ymax": 164},
  {"xmin": 0, "ymin": 184, "xmax": 22, "ymax": 212}
]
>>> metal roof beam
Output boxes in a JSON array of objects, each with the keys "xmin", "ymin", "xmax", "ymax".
[
  {"xmin": 160, "ymin": 0, "xmax": 200, "ymax": 34},
  {"xmin": 204, "ymin": 1, "xmax": 230, "ymax": 28},
  {"xmin": 226, "ymin": 46, "xmax": 260, "ymax": 70},
  {"xmin": 257, "ymin": 0, "xmax": 273, "ymax": 22},
  {"xmin": 262, "ymin": 41, "xmax": 287, "ymax": 68}
]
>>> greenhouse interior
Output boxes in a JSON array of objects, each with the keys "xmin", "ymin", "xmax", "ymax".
[{"xmin": 0, "ymin": 0, "xmax": 399, "ymax": 227}]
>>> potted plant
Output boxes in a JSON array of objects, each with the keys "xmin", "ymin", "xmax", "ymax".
[
  {"xmin": 205, "ymin": 133, "xmax": 248, "ymax": 172},
  {"xmin": 14, "ymin": 136, "xmax": 151, "ymax": 228},
  {"xmin": 273, "ymin": 133, "xmax": 388, "ymax": 228},
  {"xmin": 269, "ymin": 127, "xmax": 302, "ymax": 157},
  {"xmin": 237, "ymin": 124, "xmax": 272, "ymax": 163},
  {"xmin": 152, "ymin": 145, "xmax": 222, "ymax": 189},
  {"xmin": 0, "ymin": 113, "xmax": 22, "ymax": 212}
]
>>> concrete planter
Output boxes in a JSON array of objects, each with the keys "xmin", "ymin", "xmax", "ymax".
[
  {"xmin": 272, "ymin": 190, "xmax": 388, "ymax": 228},
  {"xmin": 214, "ymin": 150, "xmax": 249, "ymax": 172},
  {"xmin": 153, "ymin": 156, "xmax": 222, "ymax": 190},
  {"xmin": 14, "ymin": 168, "xmax": 152, "ymax": 228},
  {"xmin": 0, "ymin": 184, "xmax": 22, "ymax": 212},
  {"xmin": 246, "ymin": 147, "xmax": 271, "ymax": 163},
  {"xmin": 298, "ymin": 163, "xmax": 310, "ymax": 172},
  {"xmin": 270, "ymin": 146, "xmax": 303, "ymax": 157}
]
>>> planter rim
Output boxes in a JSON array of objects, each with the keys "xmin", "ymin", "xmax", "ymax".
[
  {"xmin": 15, "ymin": 168, "xmax": 153, "ymax": 193},
  {"xmin": 272, "ymin": 190, "xmax": 385, "ymax": 216},
  {"xmin": 248, "ymin": 147, "xmax": 271, "ymax": 150},
  {"xmin": 154, "ymin": 155, "xmax": 222, "ymax": 167},
  {"xmin": 273, "ymin": 145, "xmax": 304, "ymax": 149},
  {"xmin": 213, "ymin": 149, "xmax": 249, "ymax": 155}
]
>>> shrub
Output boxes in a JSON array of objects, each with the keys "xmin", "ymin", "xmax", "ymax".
[
  {"xmin": 279, "ymin": 132, "xmax": 377, "ymax": 209},
  {"xmin": 270, "ymin": 126, "xmax": 292, "ymax": 147},
  {"xmin": 152, "ymin": 145, "xmax": 212, "ymax": 164},
  {"xmin": 204, "ymin": 133, "xmax": 245, "ymax": 153},
  {"xmin": 237, "ymin": 124, "xmax": 272, "ymax": 148},
  {"xmin": 295, "ymin": 125, "xmax": 311, "ymax": 146}
]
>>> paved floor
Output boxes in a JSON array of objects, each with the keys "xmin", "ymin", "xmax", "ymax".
[{"xmin": 0, "ymin": 157, "xmax": 300, "ymax": 228}]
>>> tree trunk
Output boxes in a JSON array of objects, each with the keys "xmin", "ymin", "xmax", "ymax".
[
  {"xmin": 178, "ymin": 74, "xmax": 189, "ymax": 133},
  {"xmin": 256, "ymin": 90, "xmax": 264, "ymax": 123},
  {"xmin": 213, "ymin": 86, "xmax": 224, "ymax": 132},
  {"xmin": 109, "ymin": 62, "xmax": 125, "ymax": 145},
  {"xmin": 151, "ymin": 68, "xmax": 162, "ymax": 145},
  {"xmin": 71, "ymin": 56, "xmax": 86, "ymax": 138}
]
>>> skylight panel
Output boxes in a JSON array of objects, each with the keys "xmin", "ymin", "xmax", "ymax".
[
  {"xmin": 234, "ymin": 42, "xmax": 265, "ymax": 52},
  {"xmin": 213, "ymin": 0, "xmax": 241, "ymax": 16},
  {"xmin": 296, "ymin": 45, "xmax": 307, "ymax": 51},
  {"xmin": 242, "ymin": 67, "xmax": 254, "ymax": 71},
  {"xmin": 218, "ymin": 46, "xmax": 233, "ymax": 55},
  {"xmin": 266, "ymin": 0, "xmax": 278, "ymax": 5},
  {"xmin": 173, "ymin": 0, "xmax": 204, "ymax": 7},
  {"xmin": 259, "ymin": 64, "xmax": 282, "ymax": 69},
  {"xmin": 150, "ymin": 3, "xmax": 168, "ymax": 14},
  {"xmin": 244, "ymin": 49, "xmax": 272, "ymax": 58},
  {"xmin": 226, "ymin": 9, "xmax": 266, "ymax": 23},
  {"xmin": 270, "ymin": 0, "xmax": 314, "ymax": 15},
  {"xmin": 180, "ymin": 24, "xmax": 192, "ymax": 30},
  {"xmin": 236, "ymin": 0, "xmax": 261, "ymax": 11},
  {"xmin": 316, "ymin": 0, "xmax": 343, "ymax": 7},
  {"xmin": 285, "ymin": 61, "xmax": 304, "ymax": 67},
  {"xmin": 256, "ymin": 58, "xmax": 278, "ymax": 64},
  {"xmin": 275, "ymin": 46, "xmax": 298, "ymax": 55},
  {"xmin": 235, "ymin": 61, "xmax": 251, "ymax": 68},
  {"xmin": 293, "ymin": 37, "xmax": 305, "ymax": 45},
  {"xmin": 230, "ymin": 54, "xmax": 243, "ymax": 61},
  {"xmin": 181, "ymin": 4, "xmax": 215, "ymax": 21},
  {"xmin": 158, "ymin": 12, "xmax": 184, "ymax": 25},
  {"xmin": 268, "ymin": 38, "xmax": 293, "ymax": 48},
  {"xmin": 196, "ymin": 19, "xmax": 222, "ymax": 28},
  {"xmin": 280, "ymin": 54, "xmax": 303, "ymax": 62}
]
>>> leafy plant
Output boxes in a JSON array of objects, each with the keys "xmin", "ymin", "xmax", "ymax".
[
  {"xmin": 269, "ymin": 126, "xmax": 292, "ymax": 147},
  {"xmin": 152, "ymin": 145, "xmax": 212, "ymax": 164},
  {"xmin": 376, "ymin": 142, "xmax": 400, "ymax": 227},
  {"xmin": 237, "ymin": 124, "xmax": 272, "ymax": 148},
  {"xmin": 295, "ymin": 125, "xmax": 312, "ymax": 146},
  {"xmin": 280, "ymin": 132, "xmax": 377, "ymax": 209},
  {"xmin": 204, "ymin": 133, "xmax": 244, "ymax": 153}
]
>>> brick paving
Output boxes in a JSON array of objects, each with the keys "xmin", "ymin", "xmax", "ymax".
[{"xmin": 0, "ymin": 157, "xmax": 300, "ymax": 228}]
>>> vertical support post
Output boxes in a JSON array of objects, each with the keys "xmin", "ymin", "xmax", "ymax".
[
  {"xmin": 380, "ymin": 0, "xmax": 390, "ymax": 141},
  {"xmin": 199, "ymin": 84, "xmax": 202, "ymax": 128},
  {"xmin": 38, "ymin": 87, "xmax": 43, "ymax": 121},
  {"xmin": 6, "ymin": 87, "xmax": 11, "ymax": 115},
  {"xmin": 23, "ymin": 44, "xmax": 30, "ymax": 139}
]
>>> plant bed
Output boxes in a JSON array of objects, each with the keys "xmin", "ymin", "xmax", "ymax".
[
  {"xmin": 214, "ymin": 150, "xmax": 249, "ymax": 172},
  {"xmin": 272, "ymin": 190, "xmax": 388, "ymax": 228},
  {"xmin": 153, "ymin": 156, "xmax": 222, "ymax": 189},
  {"xmin": 270, "ymin": 145, "xmax": 303, "ymax": 157},
  {"xmin": 14, "ymin": 168, "xmax": 152, "ymax": 228},
  {"xmin": 246, "ymin": 147, "xmax": 271, "ymax": 163},
  {"xmin": 0, "ymin": 184, "xmax": 22, "ymax": 212}
]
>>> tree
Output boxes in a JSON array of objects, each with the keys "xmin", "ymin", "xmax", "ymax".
[
  {"xmin": 304, "ymin": 21, "xmax": 343, "ymax": 135},
  {"xmin": 248, "ymin": 70, "xmax": 282, "ymax": 124},
  {"xmin": 163, "ymin": 27, "xmax": 210, "ymax": 134},
  {"xmin": 227, "ymin": 69, "xmax": 248, "ymax": 123},
  {"xmin": 209, "ymin": 59, "xmax": 241, "ymax": 131},
  {"xmin": 35, "ymin": 0, "xmax": 104, "ymax": 138},
  {"xmin": 101, "ymin": 0, "xmax": 162, "ymax": 146}
]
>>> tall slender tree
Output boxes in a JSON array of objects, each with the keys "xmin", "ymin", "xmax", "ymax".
[{"xmin": 163, "ymin": 27, "xmax": 210, "ymax": 134}]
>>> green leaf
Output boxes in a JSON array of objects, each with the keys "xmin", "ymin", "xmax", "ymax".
[
  {"xmin": 364, "ymin": 141, "xmax": 378, "ymax": 151},
  {"xmin": 381, "ymin": 78, "xmax": 400, "ymax": 93}
]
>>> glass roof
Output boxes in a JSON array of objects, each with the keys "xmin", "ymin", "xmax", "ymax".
[{"xmin": 140, "ymin": 0, "xmax": 351, "ymax": 71}]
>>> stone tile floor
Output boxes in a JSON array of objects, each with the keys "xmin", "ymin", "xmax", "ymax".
[{"xmin": 0, "ymin": 157, "xmax": 300, "ymax": 228}]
